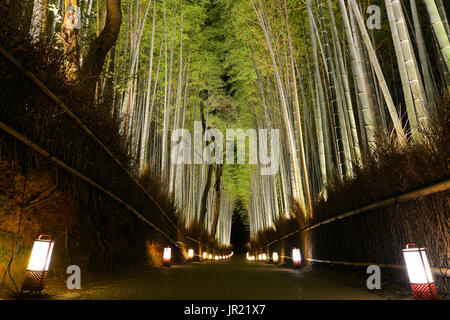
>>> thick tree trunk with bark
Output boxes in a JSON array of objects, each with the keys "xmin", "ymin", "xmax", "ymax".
[
  {"xmin": 210, "ymin": 164, "xmax": 223, "ymax": 237},
  {"xmin": 61, "ymin": 0, "xmax": 80, "ymax": 80},
  {"xmin": 81, "ymin": 0, "xmax": 122, "ymax": 91}
]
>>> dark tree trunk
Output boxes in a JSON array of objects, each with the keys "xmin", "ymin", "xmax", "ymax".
[
  {"xmin": 80, "ymin": 0, "xmax": 122, "ymax": 93},
  {"xmin": 210, "ymin": 164, "xmax": 223, "ymax": 237},
  {"xmin": 199, "ymin": 164, "xmax": 214, "ymax": 222}
]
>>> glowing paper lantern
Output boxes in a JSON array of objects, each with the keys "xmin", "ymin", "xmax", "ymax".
[
  {"xmin": 21, "ymin": 234, "xmax": 55, "ymax": 293},
  {"xmin": 258, "ymin": 254, "xmax": 262, "ymax": 261},
  {"xmin": 163, "ymin": 247, "xmax": 171, "ymax": 266},
  {"xmin": 202, "ymin": 252, "xmax": 207, "ymax": 260},
  {"xmin": 402, "ymin": 244, "xmax": 438, "ymax": 300},
  {"xmin": 209, "ymin": 253, "xmax": 212, "ymax": 260},
  {"xmin": 262, "ymin": 253, "xmax": 267, "ymax": 261},
  {"xmin": 292, "ymin": 248, "xmax": 301, "ymax": 265},
  {"xmin": 187, "ymin": 249, "xmax": 194, "ymax": 260},
  {"xmin": 272, "ymin": 252, "xmax": 279, "ymax": 263}
]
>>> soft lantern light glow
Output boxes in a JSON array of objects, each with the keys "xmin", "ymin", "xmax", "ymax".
[
  {"xmin": 272, "ymin": 252, "xmax": 279, "ymax": 263},
  {"xmin": 209, "ymin": 253, "xmax": 212, "ymax": 260},
  {"xmin": 402, "ymin": 244, "xmax": 438, "ymax": 300},
  {"xmin": 202, "ymin": 252, "xmax": 207, "ymax": 260},
  {"xmin": 262, "ymin": 253, "xmax": 267, "ymax": 261},
  {"xmin": 163, "ymin": 247, "xmax": 171, "ymax": 266},
  {"xmin": 27, "ymin": 238, "xmax": 55, "ymax": 271},
  {"xmin": 258, "ymin": 254, "xmax": 262, "ymax": 261},
  {"xmin": 187, "ymin": 249, "xmax": 194, "ymax": 260},
  {"xmin": 21, "ymin": 234, "xmax": 55, "ymax": 293},
  {"xmin": 292, "ymin": 248, "xmax": 301, "ymax": 265}
]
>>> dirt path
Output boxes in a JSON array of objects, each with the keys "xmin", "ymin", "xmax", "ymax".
[{"xmin": 0, "ymin": 256, "xmax": 414, "ymax": 300}]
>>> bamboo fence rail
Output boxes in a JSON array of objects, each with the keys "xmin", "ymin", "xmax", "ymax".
[{"xmin": 262, "ymin": 179, "xmax": 450, "ymax": 249}]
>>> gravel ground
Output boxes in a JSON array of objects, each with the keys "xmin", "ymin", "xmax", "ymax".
[{"xmin": 1, "ymin": 255, "xmax": 415, "ymax": 300}]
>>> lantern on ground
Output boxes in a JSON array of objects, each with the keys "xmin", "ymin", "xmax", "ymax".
[
  {"xmin": 21, "ymin": 234, "xmax": 55, "ymax": 293},
  {"xmin": 402, "ymin": 244, "xmax": 438, "ymax": 300},
  {"xmin": 262, "ymin": 253, "xmax": 267, "ymax": 261},
  {"xmin": 272, "ymin": 252, "xmax": 279, "ymax": 264},
  {"xmin": 209, "ymin": 253, "xmax": 212, "ymax": 260},
  {"xmin": 202, "ymin": 252, "xmax": 207, "ymax": 260},
  {"xmin": 258, "ymin": 254, "xmax": 262, "ymax": 261},
  {"xmin": 163, "ymin": 247, "xmax": 171, "ymax": 266},
  {"xmin": 292, "ymin": 248, "xmax": 301, "ymax": 265},
  {"xmin": 187, "ymin": 249, "xmax": 194, "ymax": 260}
]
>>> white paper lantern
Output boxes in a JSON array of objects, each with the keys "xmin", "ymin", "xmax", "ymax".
[
  {"xmin": 402, "ymin": 244, "xmax": 438, "ymax": 300},
  {"xmin": 21, "ymin": 234, "xmax": 55, "ymax": 293},
  {"xmin": 272, "ymin": 252, "xmax": 279, "ymax": 263},
  {"xmin": 163, "ymin": 247, "xmax": 171, "ymax": 266},
  {"xmin": 292, "ymin": 248, "xmax": 301, "ymax": 265},
  {"xmin": 187, "ymin": 249, "xmax": 194, "ymax": 260}
]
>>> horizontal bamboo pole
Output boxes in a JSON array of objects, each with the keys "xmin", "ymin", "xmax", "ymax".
[
  {"xmin": 304, "ymin": 179, "xmax": 450, "ymax": 233},
  {"xmin": 0, "ymin": 45, "xmax": 178, "ymax": 231},
  {"xmin": 263, "ymin": 179, "xmax": 450, "ymax": 248},
  {"xmin": 307, "ymin": 258, "xmax": 450, "ymax": 278},
  {"xmin": 0, "ymin": 120, "xmax": 180, "ymax": 248}
]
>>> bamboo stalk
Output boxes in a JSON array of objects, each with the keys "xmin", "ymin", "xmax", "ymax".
[
  {"xmin": 349, "ymin": 0, "xmax": 407, "ymax": 143},
  {"xmin": 423, "ymin": 0, "xmax": 450, "ymax": 78}
]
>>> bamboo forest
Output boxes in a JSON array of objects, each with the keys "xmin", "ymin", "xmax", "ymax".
[{"xmin": 0, "ymin": 0, "xmax": 448, "ymax": 302}]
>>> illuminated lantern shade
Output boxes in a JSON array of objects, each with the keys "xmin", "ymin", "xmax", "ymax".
[
  {"xmin": 262, "ymin": 253, "xmax": 267, "ymax": 261},
  {"xmin": 258, "ymin": 254, "xmax": 262, "ymax": 261},
  {"xmin": 272, "ymin": 252, "xmax": 279, "ymax": 264},
  {"xmin": 202, "ymin": 252, "xmax": 207, "ymax": 260},
  {"xmin": 215, "ymin": 255, "xmax": 219, "ymax": 261},
  {"xmin": 402, "ymin": 244, "xmax": 438, "ymax": 300},
  {"xmin": 209, "ymin": 253, "xmax": 212, "ymax": 260},
  {"xmin": 163, "ymin": 247, "xmax": 171, "ymax": 266},
  {"xmin": 187, "ymin": 249, "xmax": 194, "ymax": 260},
  {"xmin": 21, "ymin": 234, "xmax": 55, "ymax": 293},
  {"xmin": 292, "ymin": 248, "xmax": 301, "ymax": 266}
]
